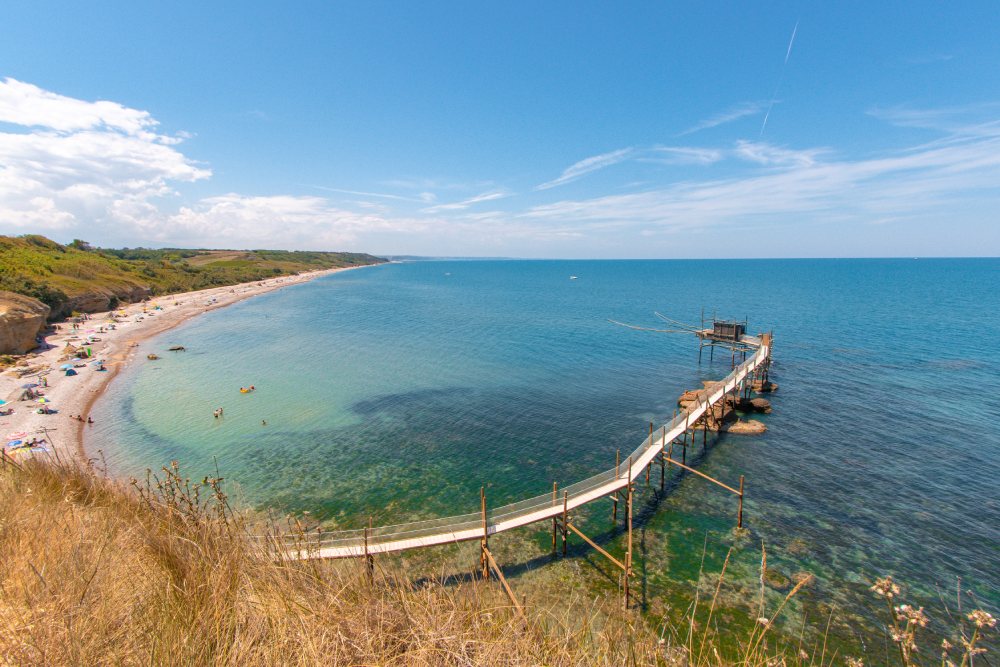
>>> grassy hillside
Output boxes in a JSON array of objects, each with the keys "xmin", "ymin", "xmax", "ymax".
[{"xmin": 0, "ymin": 235, "xmax": 386, "ymax": 317}]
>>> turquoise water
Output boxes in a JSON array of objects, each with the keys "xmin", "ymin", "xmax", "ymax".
[{"xmin": 92, "ymin": 259, "xmax": 999, "ymax": 627}]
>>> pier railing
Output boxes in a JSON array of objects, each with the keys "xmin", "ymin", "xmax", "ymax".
[{"xmin": 267, "ymin": 338, "xmax": 770, "ymax": 560}]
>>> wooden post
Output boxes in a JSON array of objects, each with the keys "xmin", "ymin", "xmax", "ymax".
[
  {"xmin": 625, "ymin": 457, "xmax": 633, "ymax": 610},
  {"xmin": 737, "ymin": 475, "xmax": 745, "ymax": 529},
  {"xmin": 613, "ymin": 449, "xmax": 620, "ymax": 520},
  {"xmin": 551, "ymin": 481, "xmax": 558, "ymax": 553},
  {"xmin": 365, "ymin": 517, "xmax": 374, "ymax": 581},
  {"xmin": 660, "ymin": 426, "xmax": 666, "ymax": 491},
  {"xmin": 480, "ymin": 487, "xmax": 489, "ymax": 580},
  {"xmin": 646, "ymin": 422, "xmax": 652, "ymax": 485},
  {"xmin": 562, "ymin": 491, "xmax": 569, "ymax": 556}
]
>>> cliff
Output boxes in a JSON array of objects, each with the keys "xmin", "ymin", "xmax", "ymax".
[{"xmin": 0, "ymin": 290, "xmax": 50, "ymax": 354}]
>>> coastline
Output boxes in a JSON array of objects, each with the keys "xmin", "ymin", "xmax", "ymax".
[{"xmin": 0, "ymin": 264, "xmax": 374, "ymax": 465}]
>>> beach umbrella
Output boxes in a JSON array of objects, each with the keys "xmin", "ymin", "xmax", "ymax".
[
  {"xmin": 90, "ymin": 360, "xmax": 104, "ymax": 366},
  {"xmin": 60, "ymin": 364, "xmax": 74, "ymax": 370},
  {"xmin": 37, "ymin": 397, "xmax": 50, "ymax": 403},
  {"xmin": 6, "ymin": 440, "xmax": 22, "ymax": 448},
  {"xmin": 20, "ymin": 383, "xmax": 38, "ymax": 389},
  {"xmin": 6, "ymin": 432, "xmax": 27, "ymax": 440},
  {"xmin": 0, "ymin": 400, "xmax": 5, "ymax": 406}
]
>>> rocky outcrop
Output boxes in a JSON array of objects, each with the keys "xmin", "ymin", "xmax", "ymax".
[
  {"xmin": 0, "ymin": 290, "xmax": 50, "ymax": 354},
  {"xmin": 56, "ymin": 285, "xmax": 151, "ymax": 319}
]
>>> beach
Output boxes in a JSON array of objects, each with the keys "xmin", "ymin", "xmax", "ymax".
[{"xmin": 0, "ymin": 266, "xmax": 362, "ymax": 464}]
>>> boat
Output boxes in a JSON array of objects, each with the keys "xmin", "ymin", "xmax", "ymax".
[{"xmin": 569, "ymin": 276, "xmax": 578, "ymax": 280}]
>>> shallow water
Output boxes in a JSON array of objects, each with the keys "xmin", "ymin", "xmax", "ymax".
[{"xmin": 92, "ymin": 258, "xmax": 1000, "ymax": 631}]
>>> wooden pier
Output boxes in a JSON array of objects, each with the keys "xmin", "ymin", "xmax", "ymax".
[{"xmin": 270, "ymin": 334, "xmax": 773, "ymax": 608}]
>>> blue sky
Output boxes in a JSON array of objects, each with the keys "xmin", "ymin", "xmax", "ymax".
[{"xmin": 1, "ymin": 2, "xmax": 998, "ymax": 257}]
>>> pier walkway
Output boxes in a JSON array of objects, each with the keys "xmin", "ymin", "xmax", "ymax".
[{"xmin": 276, "ymin": 335, "xmax": 771, "ymax": 562}]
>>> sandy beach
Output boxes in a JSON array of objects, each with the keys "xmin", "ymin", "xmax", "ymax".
[{"xmin": 0, "ymin": 266, "xmax": 364, "ymax": 465}]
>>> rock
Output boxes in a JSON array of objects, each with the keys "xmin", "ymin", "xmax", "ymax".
[
  {"xmin": 752, "ymin": 380, "xmax": 778, "ymax": 393},
  {"xmin": 54, "ymin": 285, "xmax": 151, "ymax": 319},
  {"xmin": 0, "ymin": 290, "xmax": 50, "ymax": 354},
  {"xmin": 749, "ymin": 398, "xmax": 772, "ymax": 413},
  {"xmin": 719, "ymin": 418, "xmax": 767, "ymax": 435}
]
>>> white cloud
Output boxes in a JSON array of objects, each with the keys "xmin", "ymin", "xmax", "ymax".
[
  {"xmin": 0, "ymin": 78, "xmax": 209, "ymax": 236},
  {"xmin": 0, "ymin": 78, "xmax": 166, "ymax": 139},
  {"xmin": 422, "ymin": 190, "xmax": 510, "ymax": 213},
  {"xmin": 678, "ymin": 101, "xmax": 767, "ymax": 136},
  {"xmin": 535, "ymin": 148, "xmax": 634, "ymax": 190},
  {"xmin": 168, "ymin": 194, "xmax": 406, "ymax": 247},
  {"xmin": 644, "ymin": 146, "xmax": 724, "ymax": 165},
  {"xmin": 733, "ymin": 140, "xmax": 827, "ymax": 167},
  {"xmin": 522, "ymin": 128, "xmax": 1000, "ymax": 236}
]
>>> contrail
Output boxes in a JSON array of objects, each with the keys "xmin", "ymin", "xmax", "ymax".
[
  {"xmin": 761, "ymin": 19, "xmax": 800, "ymax": 136},
  {"xmin": 785, "ymin": 20, "xmax": 799, "ymax": 64}
]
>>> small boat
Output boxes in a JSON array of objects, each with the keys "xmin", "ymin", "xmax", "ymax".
[
  {"xmin": 147, "ymin": 354, "xmax": 159, "ymax": 360},
  {"xmin": 168, "ymin": 345, "xmax": 185, "ymax": 352},
  {"xmin": 569, "ymin": 276, "xmax": 578, "ymax": 280}
]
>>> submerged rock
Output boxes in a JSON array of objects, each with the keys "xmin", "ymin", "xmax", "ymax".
[{"xmin": 719, "ymin": 419, "xmax": 767, "ymax": 435}]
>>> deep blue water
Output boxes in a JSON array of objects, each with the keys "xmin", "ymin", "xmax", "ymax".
[{"xmin": 92, "ymin": 259, "xmax": 1000, "ymax": 623}]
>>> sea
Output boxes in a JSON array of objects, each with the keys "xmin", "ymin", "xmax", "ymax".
[{"xmin": 90, "ymin": 258, "xmax": 999, "ymax": 642}]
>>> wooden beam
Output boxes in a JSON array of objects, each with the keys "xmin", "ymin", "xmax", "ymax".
[
  {"xmin": 566, "ymin": 522, "xmax": 626, "ymax": 571},
  {"xmin": 662, "ymin": 457, "xmax": 742, "ymax": 495},
  {"xmin": 482, "ymin": 546, "xmax": 527, "ymax": 622}
]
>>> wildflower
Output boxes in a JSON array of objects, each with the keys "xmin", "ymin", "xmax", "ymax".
[
  {"xmin": 896, "ymin": 604, "xmax": 929, "ymax": 627},
  {"xmin": 798, "ymin": 649, "xmax": 809, "ymax": 660},
  {"xmin": 757, "ymin": 617, "xmax": 770, "ymax": 627},
  {"xmin": 870, "ymin": 576, "xmax": 900, "ymax": 599},
  {"xmin": 941, "ymin": 639, "xmax": 952, "ymax": 651},
  {"xmin": 968, "ymin": 610, "xmax": 996, "ymax": 629},
  {"xmin": 845, "ymin": 657, "xmax": 864, "ymax": 667}
]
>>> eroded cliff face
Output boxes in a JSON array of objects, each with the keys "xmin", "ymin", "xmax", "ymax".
[
  {"xmin": 0, "ymin": 290, "xmax": 50, "ymax": 354},
  {"xmin": 56, "ymin": 285, "xmax": 152, "ymax": 318}
]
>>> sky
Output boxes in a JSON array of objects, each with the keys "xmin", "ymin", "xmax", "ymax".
[{"xmin": 1, "ymin": 2, "xmax": 999, "ymax": 258}]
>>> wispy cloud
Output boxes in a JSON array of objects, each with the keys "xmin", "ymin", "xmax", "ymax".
[
  {"xmin": 522, "ymin": 125, "xmax": 1000, "ymax": 239},
  {"xmin": 733, "ymin": 140, "xmax": 827, "ymax": 167},
  {"xmin": 422, "ymin": 190, "xmax": 510, "ymax": 213},
  {"xmin": 535, "ymin": 148, "xmax": 634, "ymax": 190},
  {"xmin": 644, "ymin": 146, "xmax": 724, "ymax": 165},
  {"xmin": 678, "ymin": 102, "xmax": 767, "ymax": 136},
  {"xmin": 309, "ymin": 184, "xmax": 435, "ymax": 203}
]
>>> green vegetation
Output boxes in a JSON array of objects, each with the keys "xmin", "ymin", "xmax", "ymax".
[{"xmin": 0, "ymin": 234, "xmax": 386, "ymax": 317}]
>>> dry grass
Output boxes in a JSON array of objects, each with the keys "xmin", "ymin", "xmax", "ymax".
[
  {"xmin": 0, "ymin": 460, "xmax": 663, "ymax": 665},
  {"xmin": 0, "ymin": 459, "xmax": 992, "ymax": 666}
]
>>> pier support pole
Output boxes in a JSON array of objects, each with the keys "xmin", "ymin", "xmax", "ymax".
[
  {"xmin": 624, "ymin": 457, "xmax": 633, "ymax": 610},
  {"xmin": 737, "ymin": 475, "xmax": 745, "ymax": 529},
  {"xmin": 365, "ymin": 517, "xmax": 374, "ymax": 581},
  {"xmin": 480, "ymin": 487, "xmax": 489, "ymax": 580},
  {"xmin": 646, "ymin": 422, "xmax": 653, "ymax": 485},
  {"xmin": 612, "ymin": 449, "xmax": 620, "ymax": 521},
  {"xmin": 562, "ymin": 491, "xmax": 569, "ymax": 556},
  {"xmin": 660, "ymin": 425, "xmax": 666, "ymax": 491},
  {"xmin": 551, "ymin": 482, "xmax": 558, "ymax": 553}
]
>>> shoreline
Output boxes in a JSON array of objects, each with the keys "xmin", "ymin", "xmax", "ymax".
[{"xmin": 0, "ymin": 264, "xmax": 376, "ymax": 465}]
